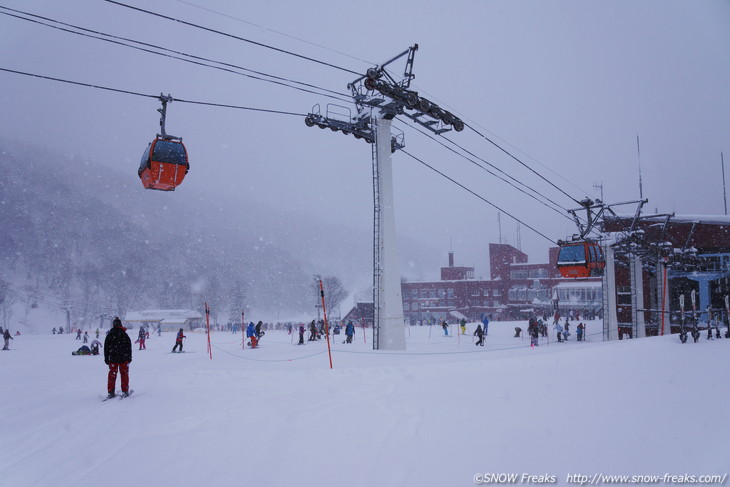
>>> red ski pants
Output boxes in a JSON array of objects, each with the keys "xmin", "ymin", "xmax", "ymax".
[{"xmin": 107, "ymin": 362, "xmax": 129, "ymax": 393}]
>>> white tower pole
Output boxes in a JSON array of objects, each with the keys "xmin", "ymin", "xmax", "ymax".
[{"xmin": 373, "ymin": 115, "xmax": 406, "ymax": 350}]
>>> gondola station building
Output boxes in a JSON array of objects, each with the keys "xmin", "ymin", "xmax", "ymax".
[{"xmin": 400, "ymin": 243, "xmax": 602, "ymax": 325}]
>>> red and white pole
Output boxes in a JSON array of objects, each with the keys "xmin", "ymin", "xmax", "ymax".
[{"xmin": 319, "ymin": 279, "xmax": 333, "ymax": 369}]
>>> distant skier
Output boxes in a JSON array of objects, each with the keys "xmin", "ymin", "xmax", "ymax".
[
  {"xmin": 309, "ymin": 320, "xmax": 317, "ymax": 341},
  {"xmin": 52, "ymin": 327, "xmax": 56, "ymax": 335},
  {"xmin": 76, "ymin": 329, "xmax": 82, "ymax": 340},
  {"xmin": 529, "ymin": 322, "xmax": 539, "ymax": 348},
  {"xmin": 442, "ymin": 320, "xmax": 449, "ymax": 336},
  {"xmin": 474, "ymin": 324, "xmax": 484, "ymax": 346},
  {"xmin": 576, "ymin": 323, "xmax": 585, "ymax": 342},
  {"xmin": 345, "ymin": 320, "xmax": 355, "ymax": 344},
  {"xmin": 83, "ymin": 331, "xmax": 89, "ymax": 343},
  {"xmin": 246, "ymin": 322, "xmax": 257, "ymax": 348},
  {"xmin": 137, "ymin": 327, "xmax": 146, "ymax": 350},
  {"xmin": 460, "ymin": 318, "xmax": 467, "ymax": 335},
  {"xmin": 104, "ymin": 317, "xmax": 132, "ymax": 399},
  {"xmin": 298, "ymin": 324, "xmax": 305, "ymax": 345},
  {"xmin": 2, "ymin": 328, "xmax": 13, "ymax": 350},
  {"xmin": 514, "ymin": 326, "xmax": 522, "ymax": 338},
  {"xmin": 172, "ymin": 328, "xmax": 186, "ymax": 352},
  {"xmin": 255, "ymin": 321, "xmax": 264, "ymax": 344},
  {"xmin": 554, "ymin": 322, "xmax": 563, "ymax": 342}
]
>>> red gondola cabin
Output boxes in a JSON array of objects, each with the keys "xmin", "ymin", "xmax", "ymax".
[
  {"xmin": 557, "ymin": 241, "xmax": 605, "ymax": 278},
  {"xmin": 138, "ymin": 137, "xmax": 189, "ymax": 191}
]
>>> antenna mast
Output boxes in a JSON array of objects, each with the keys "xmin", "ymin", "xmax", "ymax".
[
  {"xmin": 636, "ymin": 134, "xmax": 644, "ymax": 200},
  {"xmin": 722, "ymin": 152, "xmax": 727, "ymax": 216}
]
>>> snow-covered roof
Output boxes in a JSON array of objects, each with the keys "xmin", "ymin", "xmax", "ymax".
[{"xmin": 124, "ymin": 309, "xmax": 203, "ymax": 323}]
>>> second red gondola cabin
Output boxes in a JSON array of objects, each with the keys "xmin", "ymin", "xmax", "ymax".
[{"xmin": 557, "ymin": 241, "xmax": 605, "ymax": 278}]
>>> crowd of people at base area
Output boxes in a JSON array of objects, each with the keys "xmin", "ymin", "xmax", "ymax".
[{"xmin": 522, "ymin": 314, "xmax": 587, "ymax": 347}]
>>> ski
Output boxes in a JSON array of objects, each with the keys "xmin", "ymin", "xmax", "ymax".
[{"xmin": 119, "ymin": 390, "xmax": 134, "ymax": 399}]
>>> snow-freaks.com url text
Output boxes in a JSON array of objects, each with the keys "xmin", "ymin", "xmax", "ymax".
[{"xmin": 473, "ymin": 473, "xmax": 729, "ymax": 485}]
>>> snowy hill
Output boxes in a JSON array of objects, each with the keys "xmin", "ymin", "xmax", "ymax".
[
  {"xmin": 0, "ymin": 139, "xmax": 440, "ymax": 330},
  {"xmin": 1, "ymin": 320, "xmax": 727, "ymax": 487}
]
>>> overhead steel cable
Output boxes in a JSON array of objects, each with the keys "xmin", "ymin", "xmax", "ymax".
[
  {"xmin": 0, "ymin": 7, "xmax": 353, "ymax": 105},
  {"xmin": 103, "ymin": 0, "xmax": 362, "ymax": 76},
  {"xmin": 173, "ymin": 0, "xmax": 376, "ymax": 67},
  {"xmin": 398, "ymin": 119, "xmax": 574, "ymax": 222},
  {"xmin": 0, "ymin": 67, "xmax": 308, "ymax": 117},
  {"xmin": 409, "ymin": 82, "xmax": 595, "ymax": 200},
  {"xmin": 401, "ymin": 148, "xmax": 557, "ymax": 245},
  {"xmin": 465, "ymin": 122, "xmax": 583, "ymax": 207}
]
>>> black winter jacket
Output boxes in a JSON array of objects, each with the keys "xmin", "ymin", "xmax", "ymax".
[{"xmin": 104, "ymin": 326, "xmax": 132, "ymax": 364}]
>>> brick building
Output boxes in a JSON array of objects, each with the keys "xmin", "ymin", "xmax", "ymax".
[{"xmin": 401, "ymin": 243, "xmax": 602, "ymax": 324}]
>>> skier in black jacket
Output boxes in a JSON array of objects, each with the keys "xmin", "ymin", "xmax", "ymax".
[{"xmin": 104, "ymin": 317, "xmax": 132, "ymax": 398}]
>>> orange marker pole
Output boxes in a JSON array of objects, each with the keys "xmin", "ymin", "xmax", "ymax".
[{"xmin": 319, "ymin": 280, "xmax": 333, "ymax": 369}]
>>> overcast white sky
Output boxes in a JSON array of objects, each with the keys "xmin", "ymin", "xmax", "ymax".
[{"xmin": 2, "ymin": 0, "xmax": 729, "ymax": 279}]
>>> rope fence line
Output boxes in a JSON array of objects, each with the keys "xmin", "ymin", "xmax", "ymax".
[{"xmin": 207, "ymin": 329, "xmax": 605, "ymax": 363}]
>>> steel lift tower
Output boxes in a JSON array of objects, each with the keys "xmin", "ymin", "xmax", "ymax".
[{"xmin": 305, "ymin": 45, "xmax": 464, "ymax": 350}]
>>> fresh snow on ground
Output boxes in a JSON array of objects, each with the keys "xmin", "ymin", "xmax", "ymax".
[{"xmin": 1, "ymin": 320, "xmax": 728, "ymax": 487}]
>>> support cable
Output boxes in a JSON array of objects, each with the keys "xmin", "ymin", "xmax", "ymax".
[
  {"xmin": 398, "ymin": 120, "xmax": 574, "ymax": 222},
  {"xmin": 401, "ymin": 149, "xmax": 557, "ymax": 245},
  {"xmin": 0, "ymin": 67, "xmax": 308, "ymax": 117},
  {"xmin": 0, "ymin": 7, "xmax": 353, "ymax": 104},
  {"xmin": 103, "ymin": 0, "xmax": 362, "ymax": 76},
  {"xmin": 466, "ymin": 122, "xmax": 583, "ymax": 207}
]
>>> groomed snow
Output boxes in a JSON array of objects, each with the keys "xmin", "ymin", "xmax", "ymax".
[{"xmin": 1, "ymin": 320, "xmax": 727, "ymax": 487}]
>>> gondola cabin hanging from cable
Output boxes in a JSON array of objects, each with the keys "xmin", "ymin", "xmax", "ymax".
[
  {"xmin": 138, "ymin": 94, "xmax": 189, "ymax": 191},
  {"xmin": 557, "ymin": 240, "xmax": 605, "ymax": 278}
]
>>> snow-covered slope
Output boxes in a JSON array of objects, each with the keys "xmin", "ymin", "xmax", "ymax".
[{"xmin": 1, "ymin": 320, "xmax": 727, "ymax": 487}]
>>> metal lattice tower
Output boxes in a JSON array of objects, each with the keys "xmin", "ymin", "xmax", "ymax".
[{"xmin": 371, "ymin": 130, "xmax": 381, "ymax": 348}]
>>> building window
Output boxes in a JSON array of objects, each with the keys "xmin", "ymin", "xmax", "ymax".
[
  {"xmin": 438, "ymin": 289, "xmax": 446, "ymax": 299},
  {"xmin": 412, "ymin": 301, "xmax": 419, "ymax": 311},
  {"xmin": 429, "ymin": 289, "xmax": 437, "ymax": 299},
  {"xmin": 529, "ymin": 268, "xmax": 548, "ymax": 278},
  {"xmin": 447, "ymin": 288, "xmax": 454, "ymax": 299},
  {"xmin": 493, "ymin": 289, "xmax": 501, "ymax": 296},
  {"xmin": 420, "ymin": 289, "xmax": 428, "ymax": 299},
  {"xmin": 510, "ymin": 269, "xmax": 528, "ymax": 279},
  {"xmin": 411, "ymin": 289, "xmax": 418, "ymax": 300},
  {"xmin": 617, "ymin": 286, "xmax": 632, "ymax": 305}
]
